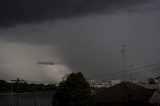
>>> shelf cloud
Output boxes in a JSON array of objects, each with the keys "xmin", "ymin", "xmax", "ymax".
[{"xmin": 0, "ymin": 0, "xmax": 153, "ymax": 27}]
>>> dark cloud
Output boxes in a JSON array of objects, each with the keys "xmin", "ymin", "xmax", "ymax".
[
  {"xmin": 0, "ymin": 0, "xmax": 151, "ymax": 27},
  {"xmin": 0, "ymin": 0, "xmax": 160, "ymax": 82}
]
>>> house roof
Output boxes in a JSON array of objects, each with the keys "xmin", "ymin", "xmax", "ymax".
[
  {"xmin": 94, "ymin": 82, "xmax": 155, "ymax": 103},
  {"xmin": 155, "ymin": 76, "xmax": 160, "ymax": 79},
  {"xmin": 149, "ymin": 90, "xmax": 160, "ymax": 104}
]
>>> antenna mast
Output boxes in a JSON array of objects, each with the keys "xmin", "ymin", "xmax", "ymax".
[{"xmin": 121, "ymin": 44, "xmax": 126, "ymax": 81}]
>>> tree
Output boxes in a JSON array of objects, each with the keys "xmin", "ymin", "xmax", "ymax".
[
  {"xmin": 0, "ymin": 79, "xmax": 9, "ymax": 92},
  {"xmin": 52, "ymin": 72, "xmax": 95, "ymax": 106}
]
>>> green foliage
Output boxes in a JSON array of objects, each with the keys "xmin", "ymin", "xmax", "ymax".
[
  {"xmin": 0, "ymin": 79, "xmax": 57, "ymax": 93},
  {"xmin": 52, "ymin": 72, "xmax": 95, "ymax": 106}
]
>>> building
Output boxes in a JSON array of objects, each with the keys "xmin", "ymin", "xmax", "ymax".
[
  {"xmin": 94, "ymin": 82, "xmax": 159, "ymax": 106},
  {"xmin": 87, "ymin": 79, "xmax": 121, "ymax": 88},
  {"xmin": 110, "ymin": 80, "xmax": 121, "ymax": 86}
]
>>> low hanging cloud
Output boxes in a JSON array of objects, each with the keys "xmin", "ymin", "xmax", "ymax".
[
  {"xmin": 0, "ymin": 42, "xmax": 71, "ymax": 81},
  {"xmin": 0, "ymin": 0, "xmax": 154, "ymax": 27}
]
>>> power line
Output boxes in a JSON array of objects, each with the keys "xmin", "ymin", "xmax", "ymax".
[
  {"xmin": 104, "ymin": 61, "xmax": 160, "ymax": 79},
  {"xmin": 127, "ymin": 62, "xmax": 160, "ymax": 73}
]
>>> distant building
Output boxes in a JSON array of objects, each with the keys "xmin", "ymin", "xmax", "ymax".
[
  {"xmin": 148, "ymin": 78, "xmax": 159, "ymax": 84},
  {"xmin": 110, "ymin": 80, "xmax": 121, "ymax": 86},
  {"xmin": 135, "ymin": 78, "xmax": 160, "ymax": 90},
  {"xmin": 94, "ymin": 82, "xmax": 160, "ymax": 106},
  {"xmin": 88, "ymin": 80, "xmax": 109, "ymax": 88},
  {"xmin": 87, "ymin": 79, "xmax": 121, "ymax": 88}
]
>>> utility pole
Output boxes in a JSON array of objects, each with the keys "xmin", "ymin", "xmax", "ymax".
[
  {"xmin": 121, "ymin": 44, "xmax": 126, "ymax": 81},
  {"xmin": 11, "ymin": 77, "xmax": 24, "ymax": 106}
]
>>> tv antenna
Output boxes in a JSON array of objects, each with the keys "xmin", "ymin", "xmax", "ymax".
[{"xmin": 121, "ymin": 44, "xmax": 126, "ymax": 81}]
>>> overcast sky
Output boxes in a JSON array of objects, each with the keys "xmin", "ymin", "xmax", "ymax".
[{"xmin": 0, "ymin": 0, "xmax": 160, "ymax": 82}]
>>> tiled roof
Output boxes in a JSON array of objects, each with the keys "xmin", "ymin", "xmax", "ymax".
[{"xmin": 94, "ymin": 82, "xmax": 155, "ymax": 103}]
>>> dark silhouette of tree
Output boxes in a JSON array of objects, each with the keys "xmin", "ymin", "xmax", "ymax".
[
  {"xmin": 0, "ymin": 79, "xmax": 10, "ymax": 92},
  {"xmin": 0, "ymin": 79, "xmax": 57, "ymax": 93},
  {"xmin": 52, "ymin": 72, "xmax": 95, "ymax": 106}
]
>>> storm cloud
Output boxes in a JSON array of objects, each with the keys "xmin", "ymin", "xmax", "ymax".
[
  {"xmin": 0, "ymin": 42, "xmax": 71, "ymax": 82},
  {"xmin": 0, "ymin": 0, "xmax": 154, "ymax": 27},
  {"xmin": 0, "ymin": 0, "xmax": 160, "ymax": 82}
]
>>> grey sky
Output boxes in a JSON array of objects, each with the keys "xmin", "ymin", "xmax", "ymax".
[{"xmin": 0, "ymin": 0, "xmax": 160, "ymax": 82}]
